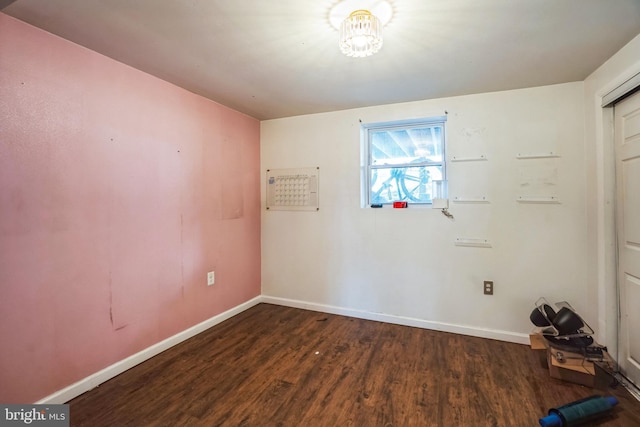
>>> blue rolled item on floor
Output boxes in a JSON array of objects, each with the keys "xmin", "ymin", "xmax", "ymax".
[{"xmin": 539, "ymin": 395, "xmax": 619, "ymax": 427}]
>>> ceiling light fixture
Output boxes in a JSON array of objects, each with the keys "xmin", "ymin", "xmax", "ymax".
[{"xmin": 339, "ymin": 9, "xmax": 383, "ymax": 58}]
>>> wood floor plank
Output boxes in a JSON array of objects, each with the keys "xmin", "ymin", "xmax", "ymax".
[{"xmin": 68, "ymin": 304, "xmax": 640, "ymax": 426}]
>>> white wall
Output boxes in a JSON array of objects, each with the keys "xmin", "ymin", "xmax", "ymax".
[
  {"xmin": 584, "ymin": 34, "xmax": 640, "ymax": 355},
  {"xmin": 261, "ymin": 82, "xmax": 586, "ymax": 344}
]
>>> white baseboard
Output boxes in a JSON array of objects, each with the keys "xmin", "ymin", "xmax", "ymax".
[
  {"xmin": 261, "ymin": 295, "xmax": 530, "ymax": 345},
  {"xmin": 36, "ymin": 296, "xmax": 262, "ymax": 404},
  {"xmin": 37, "ymin": 294, "xmax": 530, "ymax": 404}
]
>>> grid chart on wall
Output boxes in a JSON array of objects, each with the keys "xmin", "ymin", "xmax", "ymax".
[{"xmin": 266, "ymin": 167, "xmax": 319, "ymax": 211}]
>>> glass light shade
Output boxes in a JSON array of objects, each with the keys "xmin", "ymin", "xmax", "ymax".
[{"xmin": 339, "ymin": 10, "xmax": 383, "ymax": 58}]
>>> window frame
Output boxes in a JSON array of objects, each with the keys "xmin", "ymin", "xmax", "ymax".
[{"xmin": 360, "ymin": 116, "xmax": 447, "ymax": 207}]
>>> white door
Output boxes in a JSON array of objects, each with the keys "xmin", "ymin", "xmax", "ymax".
[{"xmin": 615, "ymin": 91, "xmax": 640, "ymax": 387}]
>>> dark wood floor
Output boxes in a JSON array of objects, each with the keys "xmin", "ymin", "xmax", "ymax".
[{"xmin": 68, "ymin": 303, "xmax": 640, "ymax": 426}]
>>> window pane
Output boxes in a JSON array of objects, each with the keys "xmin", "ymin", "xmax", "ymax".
[
  {"xmin": 370, "ymin": 125, "xmax": 443, "ymax": 166},
  {"xmin": 370, "ymin": 166, "xmax": 443, "ymax": 204}
]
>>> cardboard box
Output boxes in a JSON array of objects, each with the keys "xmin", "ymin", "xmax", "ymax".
[
  {"xmin": 529, "ymin": 333, "xmax": 547, "ymax": 350},
  {"xmin": 530, "ymin": 331, "xmax": 615, "ymax": 389},
  {"xmin": 547, "ymin": 351, "xmax": 612, "ymax": 388},
  {"xmin": 529, "ymin": 333, "xmax": 549, "ymax": 369}
]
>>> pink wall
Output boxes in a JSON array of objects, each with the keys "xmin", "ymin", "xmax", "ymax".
[{"xmin": 0, "ymin": 14, "xmax": 261, "ymax": 403}]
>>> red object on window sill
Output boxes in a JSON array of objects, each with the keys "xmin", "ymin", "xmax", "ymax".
[{"xmin": 393, "ymin": 201, "xmax": 408, "ymax": 208}]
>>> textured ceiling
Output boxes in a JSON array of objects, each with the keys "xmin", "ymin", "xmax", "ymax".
[{"xmin": 3, "ymin": 0, "xmax": 640, "ymax": 120}]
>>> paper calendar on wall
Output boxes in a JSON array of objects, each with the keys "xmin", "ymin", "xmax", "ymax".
[{"xmin": 266, "ymin": 167, "xmax": 319, "ymax": 211}]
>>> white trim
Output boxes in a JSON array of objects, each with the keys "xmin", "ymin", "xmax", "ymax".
[
  {"xmin": 36, "ymin": 293, "xmax": 533, "ymax": 404},
  {"xmin": 593, "ymin": 62, "xmax": 640, "ymax": 360},
  {"xmin": 361, "ymin": 116, "xmax": 447, "ymax": 208},
  {"xmin": 602, "ymin": 71, "xmax": 640, "ymax": 107},
  {"xmin": 35, "ymin": 296, "xmax": 262, "ymax": 404},
  {"xmin": 261, "ymin": 295, "xmax": 530, "ymax": 345}
]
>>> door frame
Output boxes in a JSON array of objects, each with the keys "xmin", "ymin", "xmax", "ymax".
[
  {"xmin": 594, "ymin": 66, "xmax": 640, "ymax": 364},
  {"xmin": 612, "ymin": 91, "xmax": 640, "ymax": 389}
]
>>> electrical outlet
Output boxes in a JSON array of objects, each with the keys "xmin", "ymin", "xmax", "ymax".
[
  {"xmin": 484, "ymin": 280, "xmax": 494, "ymax": 295},
  {"xmin": 207, "ymin": 271, "xmax": 215, "ymax": 286}
]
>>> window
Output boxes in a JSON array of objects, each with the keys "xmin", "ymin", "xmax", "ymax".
[{"xmin": 361, "ymin": 116, "xmax": 447, "ymax": 206}]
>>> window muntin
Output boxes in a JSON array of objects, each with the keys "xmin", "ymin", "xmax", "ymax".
[{"xmin": 363, "ymin": 117, "xmax": 446, "ymax": 205}]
